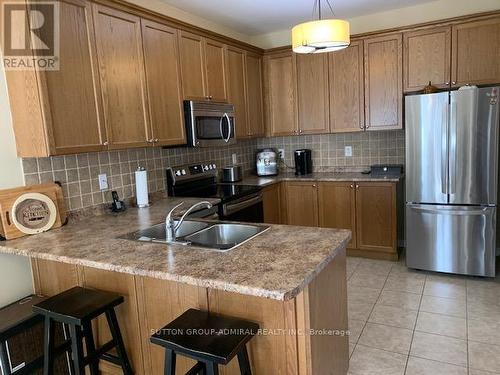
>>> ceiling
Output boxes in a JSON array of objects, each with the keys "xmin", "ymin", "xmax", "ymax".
[{"xmin": 159, "ymin": 0, "xmax": 436, "ymax": 35}]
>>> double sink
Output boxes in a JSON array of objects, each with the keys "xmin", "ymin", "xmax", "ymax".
[{"xmin": 123, "ymin": 220, "xmax": 269, "ymax": 251}]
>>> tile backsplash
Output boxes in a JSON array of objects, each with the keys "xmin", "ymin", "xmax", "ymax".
[{"xmin": 22, "ymin": 130, "xmax": 405, "ymax": 212}]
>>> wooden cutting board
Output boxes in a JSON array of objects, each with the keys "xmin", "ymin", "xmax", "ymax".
[{"xmin": 0, "ymin": 183, "xmax": 67, "ymax": 240}]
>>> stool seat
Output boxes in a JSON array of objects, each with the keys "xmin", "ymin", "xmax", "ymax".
[
  {"xmin": 151, "ymin": 308, "xmax": 259, "ymax": 365},
  {"xmin": 0, "ymin": 295, "xmax": 46, "ymax": 341},
  {"xmin": 33, "ymin": 286, "xmax": 123, "ymax": 325}
]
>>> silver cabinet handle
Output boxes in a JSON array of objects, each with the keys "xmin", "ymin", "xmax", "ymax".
[
  {"xmin": 350, "ymin": 184, "xmax": 354, "ymax": 188},
  {"xmin": 299, "ymin": 129, "xmax": 303, "ymax": 134},
  {"xmin": 154, "ymin": 138, "xmax": 159, "ymax": 143},
  {"xmin": 452, "ymin": 81, "xmax": 456, "ymax": 85},
  {"xmin": 103, "ymin": 141, "xmax": 109, "ymax": 146},
  {"xmin": 359, "ymin": 123, "xmax": 364, "ymax": 129}
]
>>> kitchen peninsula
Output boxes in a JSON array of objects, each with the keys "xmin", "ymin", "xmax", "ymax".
[{"xmin": 0, "ymin": 197, "xmax": 350, "ymax": 375}]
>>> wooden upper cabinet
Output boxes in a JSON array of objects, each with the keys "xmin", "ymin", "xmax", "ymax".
[
  {"xmin": 318, "ymin": 182, "xmax": 356, "ymax": 249},
  {"xmin": 226, "ymin": 46, "xmax": 248, "ymax": 139},
  {"xmin": 295, "ymin": 53, "xmax": 330, "ymax": 135},
  {"xmin": 178, "ymin": 31, "xmax": 206, "ymax": 100},
  {"xmin": 328, "ymin": 41, "xmax": 364, "ymax": 133},
  {"xmin": 245, "ymin": 52, "xmax": 265, "ymax": 138},
  {"xmin": 403, "ymin": 27, "xmax": 451, "ymax": 91},
  {"xmin": 92, "ymin": 5, "xmax": 149, "ymax": 149},
  {"xmin": 6, "ymin": 0, "xmax": 105, "ymax": 156},
  {"xmin": 452, "ymin": 17, "xmax": 500, "ymax": 87},
  {"xmin": 355, "ymin": 182, "xmax": 397, "ymax": 253},
  {"xmin": 364, "ymin": 33, "xmax": 403, "ymax": 130},
  {"xmin": 141, "ymin": 19, "xmax": 185, "ymax": 146},
  {"xmin": 265, "ymin": 51, "xmax": 297, "ymax": 136},
  {"xmin": 284, "ymin": 182, "xmax": 318, "ymax": 227},
  {"xmin": 204, "ymin": 39, "xmax": 228, "ymax": 102}
]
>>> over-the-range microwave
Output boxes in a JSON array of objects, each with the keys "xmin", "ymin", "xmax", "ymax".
[{"xmin": 184, "ymin": 100, "xmax": 236, "ymax": 147}]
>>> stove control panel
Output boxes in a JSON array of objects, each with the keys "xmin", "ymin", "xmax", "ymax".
[{"xmin": 167, "ymin": 163, "xmax": 218, "ymax": 183}]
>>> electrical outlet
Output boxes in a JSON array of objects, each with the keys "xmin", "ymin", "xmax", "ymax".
[
  {"xmin": 278, "ymin": 149, "xmax": 285, "ymax": 159},
  {"xmin": 344, "ymin": 146, "xmax": 353, "ymax": 157},
  {"xmin": 231, "ymin": 153, "xmax": 238, "ymax": 164},
  {"xmin": 98, "ymin": 173, "xmax": 108, "ymax": 190}
]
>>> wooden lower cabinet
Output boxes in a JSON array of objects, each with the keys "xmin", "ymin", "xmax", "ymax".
[
  {"xmin": 283, "ymin": 182, "xmax": 318, "ymax": 227},
  {"xmin": 262, "ymin": 183, "xmax": 281, "ymax": 224},
  {"xmin": 31, "ymin": 254, "xmax": 348, "ymax": 375}
]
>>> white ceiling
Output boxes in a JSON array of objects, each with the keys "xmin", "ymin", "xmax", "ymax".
[{"xmin": 159, "ymin": 0, "xmax": 436, "ymax": 35}]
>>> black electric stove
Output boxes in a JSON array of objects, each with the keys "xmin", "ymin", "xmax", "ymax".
[{"xmin": 166, "ymin": 163, "xmax": 263, "ymax": 222}]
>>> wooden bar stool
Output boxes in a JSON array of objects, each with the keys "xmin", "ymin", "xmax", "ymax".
[
  {"xmin": 150, "ymin": 309, "xmax": 259, "ymax": 375},
  {"xmin": 33, "ymin": 286, "xmax": 134, "ymax": 375}
]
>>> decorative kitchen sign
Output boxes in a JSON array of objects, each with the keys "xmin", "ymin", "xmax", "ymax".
[{"xmin": 0, "ymin": 183, "xmax": 66, "ymax": 240}]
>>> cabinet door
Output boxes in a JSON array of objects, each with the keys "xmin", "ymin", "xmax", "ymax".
[
  {"xmin": 34, "ymin": 0, "xmax": 106, "ymax": 154},
  {"xmin": 329, "ymin": 41, "xmax": 364, "ymax": 133},
  {"xmin": 452, "ymin": 18, "xmax": 500, "ymax": 87},
  {"xmin": 265, "ymin": 52, "xmax": 297, "ymax": 136},
  {"xmin": 364, "ymin": 33, "xmax": 403, "ymax": 130},
  {"xmin": 295, "ymin": 53, "xmax": 330, "ymax": 135},
  {"xmin": 141, "ymin": 19, "xmax": 185, "ymax": 146},
  {"xmin": 318, "ymin": 182, "xmax": 356, "ymax": 249},
  {"xmin": 403, "ymin": 27, "xmax": 451, "ymax": 92},
  {"xmin": 179, "ymin": 31, "xmax": 206, "ymax": 100},
  {"xmin": 355, "ymin": 182, "xmax": 397, "ymax": 253},
  {"xmin": 285, "ymin": 182, "xmax": 318, "ymax": 227},
  {"xmin": 262, "ymin": 183, "xmax": 281, "ymax": 224},
  {"xmin": 246, "ymin": 52, "xmax": 265, "ymax": 138},
  {"xmin": 204, "ymin": 39, "xmax": 228, "ymax": 102},
  {"xmin": 227, "ymin": 46, "xmax": 248, "ymax": 138},
  {"xmin": 93, "ymin": 5, "xmax": 149, "ymax": 149}
]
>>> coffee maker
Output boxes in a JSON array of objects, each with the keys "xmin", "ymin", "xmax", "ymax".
[
  {"xmin": 256, "ymin": 148, "xmax": 278, "ymax": 176},
  {"xmin": 294, "ymin": 149, "xmax": 312, "ymax": 175}
]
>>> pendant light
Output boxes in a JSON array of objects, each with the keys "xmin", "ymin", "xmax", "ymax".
[{"xmin": 292, "ymin": 0, "xmax": 350, "ymax": 54}]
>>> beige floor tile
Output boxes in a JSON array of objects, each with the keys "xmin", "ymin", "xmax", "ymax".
[
  {"xmin": 358, "ymin": 322, "xmax": 413, "ymax": 354},
  {"xmin": 467, "ymin": 287, "xmax": 500, "ymax": 306},
  {"xmin": 349, "ymin": 343, "xmax": 356, "ymax": 357},
  {"xmin": 384, "ymin": 274, "xmax": 426, "ymax": 294},
  {"xmin": 423, "ymin": 280, "xmax": 466, "ymax": 300},
  {"xmin": 415, "ymin": 311, "xmax": 466, "ymax": 339},
  {"xmin": 419, "ymin": 295, "xmax": 466, "ymax": 318},
  {"xmin": 348, "ymin": 344, "xmax": 407, "ymax": 375},
  {"xmin": 378, "ymin": 290, "xmax": 421, "ymax": 310},
  {"xmin": 349, "ymin": 272, "xmax": 388, "ymax": 289},
  {"xmin": 469, "ymin": 318, "xmax": 500, "ymax": 346},
  {"xmin": 469, "ymin": 369, "xmax": 500, "ymax": 375},
  {"xmin": 356, "ymin": 259, "xmax": 394, "ymax": 276},
  {"xmin": 348, "ymin": 285, "xmax": 381, "ymax": 304},
  {"xmin": 426, "ymin": 274, "xmax": 466, "ymax": 286},
  {"xmin": 469, "ymin": 341, "xmax": 500, "ymax": 373},
  {"xmin": 468, "ymin": 301, "xmax": 500, "ymax": 323},
  {"xmin": 405, "ymin": 356, "xmax": 467, "ymax": 375},
  {"xmin": 348, "ymin": 301, "xmax": 375, "ymax": 321},
  {"xmin": 368, "ymin": 304, "xmax": 418, "ymax": 329},
  {"xmin": 410, "ymin": 331, "xmax": 467, "ymax": 367},
  {"xmin": 349, "ymin": 319, "xmax": 366, "ymax": 343}
]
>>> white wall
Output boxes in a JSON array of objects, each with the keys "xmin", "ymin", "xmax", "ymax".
[
  {"xmin": 249, "ymin": 0, "xmax": 500, "ymax": 48},
  {"xmin": 0, "ymin": 62, "xmax": 34, "ymax": 308}
]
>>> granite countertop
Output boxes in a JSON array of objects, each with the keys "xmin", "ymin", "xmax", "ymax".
[
  {"xmin": 230, "ymin": 172, "xmax": 403, "ymax": 188},
  {"xmin": 0, "ymin": 197, "xmax": 351, "ymax": 301}
]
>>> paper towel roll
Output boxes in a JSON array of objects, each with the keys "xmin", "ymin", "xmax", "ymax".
[{"xmin": 135, "ymin": 167, "xmax": 149, "ymax": 208}]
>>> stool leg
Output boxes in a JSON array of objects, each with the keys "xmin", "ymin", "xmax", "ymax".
[
  {"xmin": 105, "ymin": 308, "xmax": 133, "ymax": 375},
  {"xmin": 164, "ymin": 349, "xmax": 176, "ymax": 375},
  {"xmin": 69, "ymin": 324, "xmax": 84, "ymax": 375},
  {"xmin": 205, "ymin": 362, "xmax": 219, "ymax": 375},
  {"xmin": 43, "ymin": 316, "xmax": 55, "ymax": 375},
  {"xmin": 237, "ymin": 346, "xmax": 252, "ymax": 375},
  {"xmin": 62, "ymin": 323, "xmax": 75, "ymax": 375},
  {"xmin": 82, "ymin": 321, "xmax": 99, "ymax": 375},
  {"xmin": 0, "ymin": 340, "xmax": 12, "ymax": 375}
]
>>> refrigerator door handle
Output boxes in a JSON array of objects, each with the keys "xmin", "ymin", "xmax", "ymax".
[
  {"xmin": 408, "ymin": 205, "xmax": 490, "ymax": 216},
  {"xmin": 441, "ymin": 105, "xmax": 449, "ymax": 195},
  {"xmin": 449, "ymin": 100, "xmax": 457, "ymax": 194}
]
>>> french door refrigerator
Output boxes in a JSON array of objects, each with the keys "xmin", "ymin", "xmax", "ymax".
[{"xmin": 405, "ymin": 86, "xmax": 500, "ymax": 277}]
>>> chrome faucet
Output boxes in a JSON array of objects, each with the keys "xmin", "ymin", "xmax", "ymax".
[{"xmin": 165, "ymin": 201, "xmax": 212, "ymax": 242}]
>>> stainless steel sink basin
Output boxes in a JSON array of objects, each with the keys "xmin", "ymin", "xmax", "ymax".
[
  {"xmin": 184, "ymin": 223, "xmax": 269, "ymax": 250},
  {"xmin": 121, "ymin": 221, "xmax": 269, "ymax": 250},
  {"xmin": 123, "ymin": 220, "xmax": 210, "ymax": 243}
]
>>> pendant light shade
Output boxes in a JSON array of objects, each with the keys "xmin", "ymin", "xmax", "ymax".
[{"xmin": 292, "ymin": 1, "xmax": 350, "ymax": 54}]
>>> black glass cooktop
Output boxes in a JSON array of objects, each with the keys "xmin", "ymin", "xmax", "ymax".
[{"xmin": 176, "ymin": 184, "xmax": 260, "ymax": 202}]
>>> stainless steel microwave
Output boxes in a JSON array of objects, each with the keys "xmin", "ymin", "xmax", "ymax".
[{"xmin": 184, "ymin": 100, "xmax": 236, "ymax": 147}]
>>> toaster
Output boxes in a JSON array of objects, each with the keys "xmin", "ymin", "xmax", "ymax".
[{"xmin": 256, "ymin": 148, "xmax": 278, "ymax": 176}]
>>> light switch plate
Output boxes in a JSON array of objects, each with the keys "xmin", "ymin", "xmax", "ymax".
[
  {"xmin": 345, "ymin": 146, "xmax": 353, "ymax": 157},
  {"xmin": 98, "ymin": 174, "xmax": 108, "ymax": 190}
]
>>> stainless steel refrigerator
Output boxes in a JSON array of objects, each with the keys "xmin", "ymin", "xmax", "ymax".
[{"xmin": 405, "ymin": 86, "xmax": 500, "ymax": 277}]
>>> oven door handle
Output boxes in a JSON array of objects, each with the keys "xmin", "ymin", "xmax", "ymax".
[
  {"xmin": 223, "ymin": 113, "xmax": 232, "ymax": 143},
  {"xmin": 223, "ymin": 193, "xmax": 262, "ymax": 216}
]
